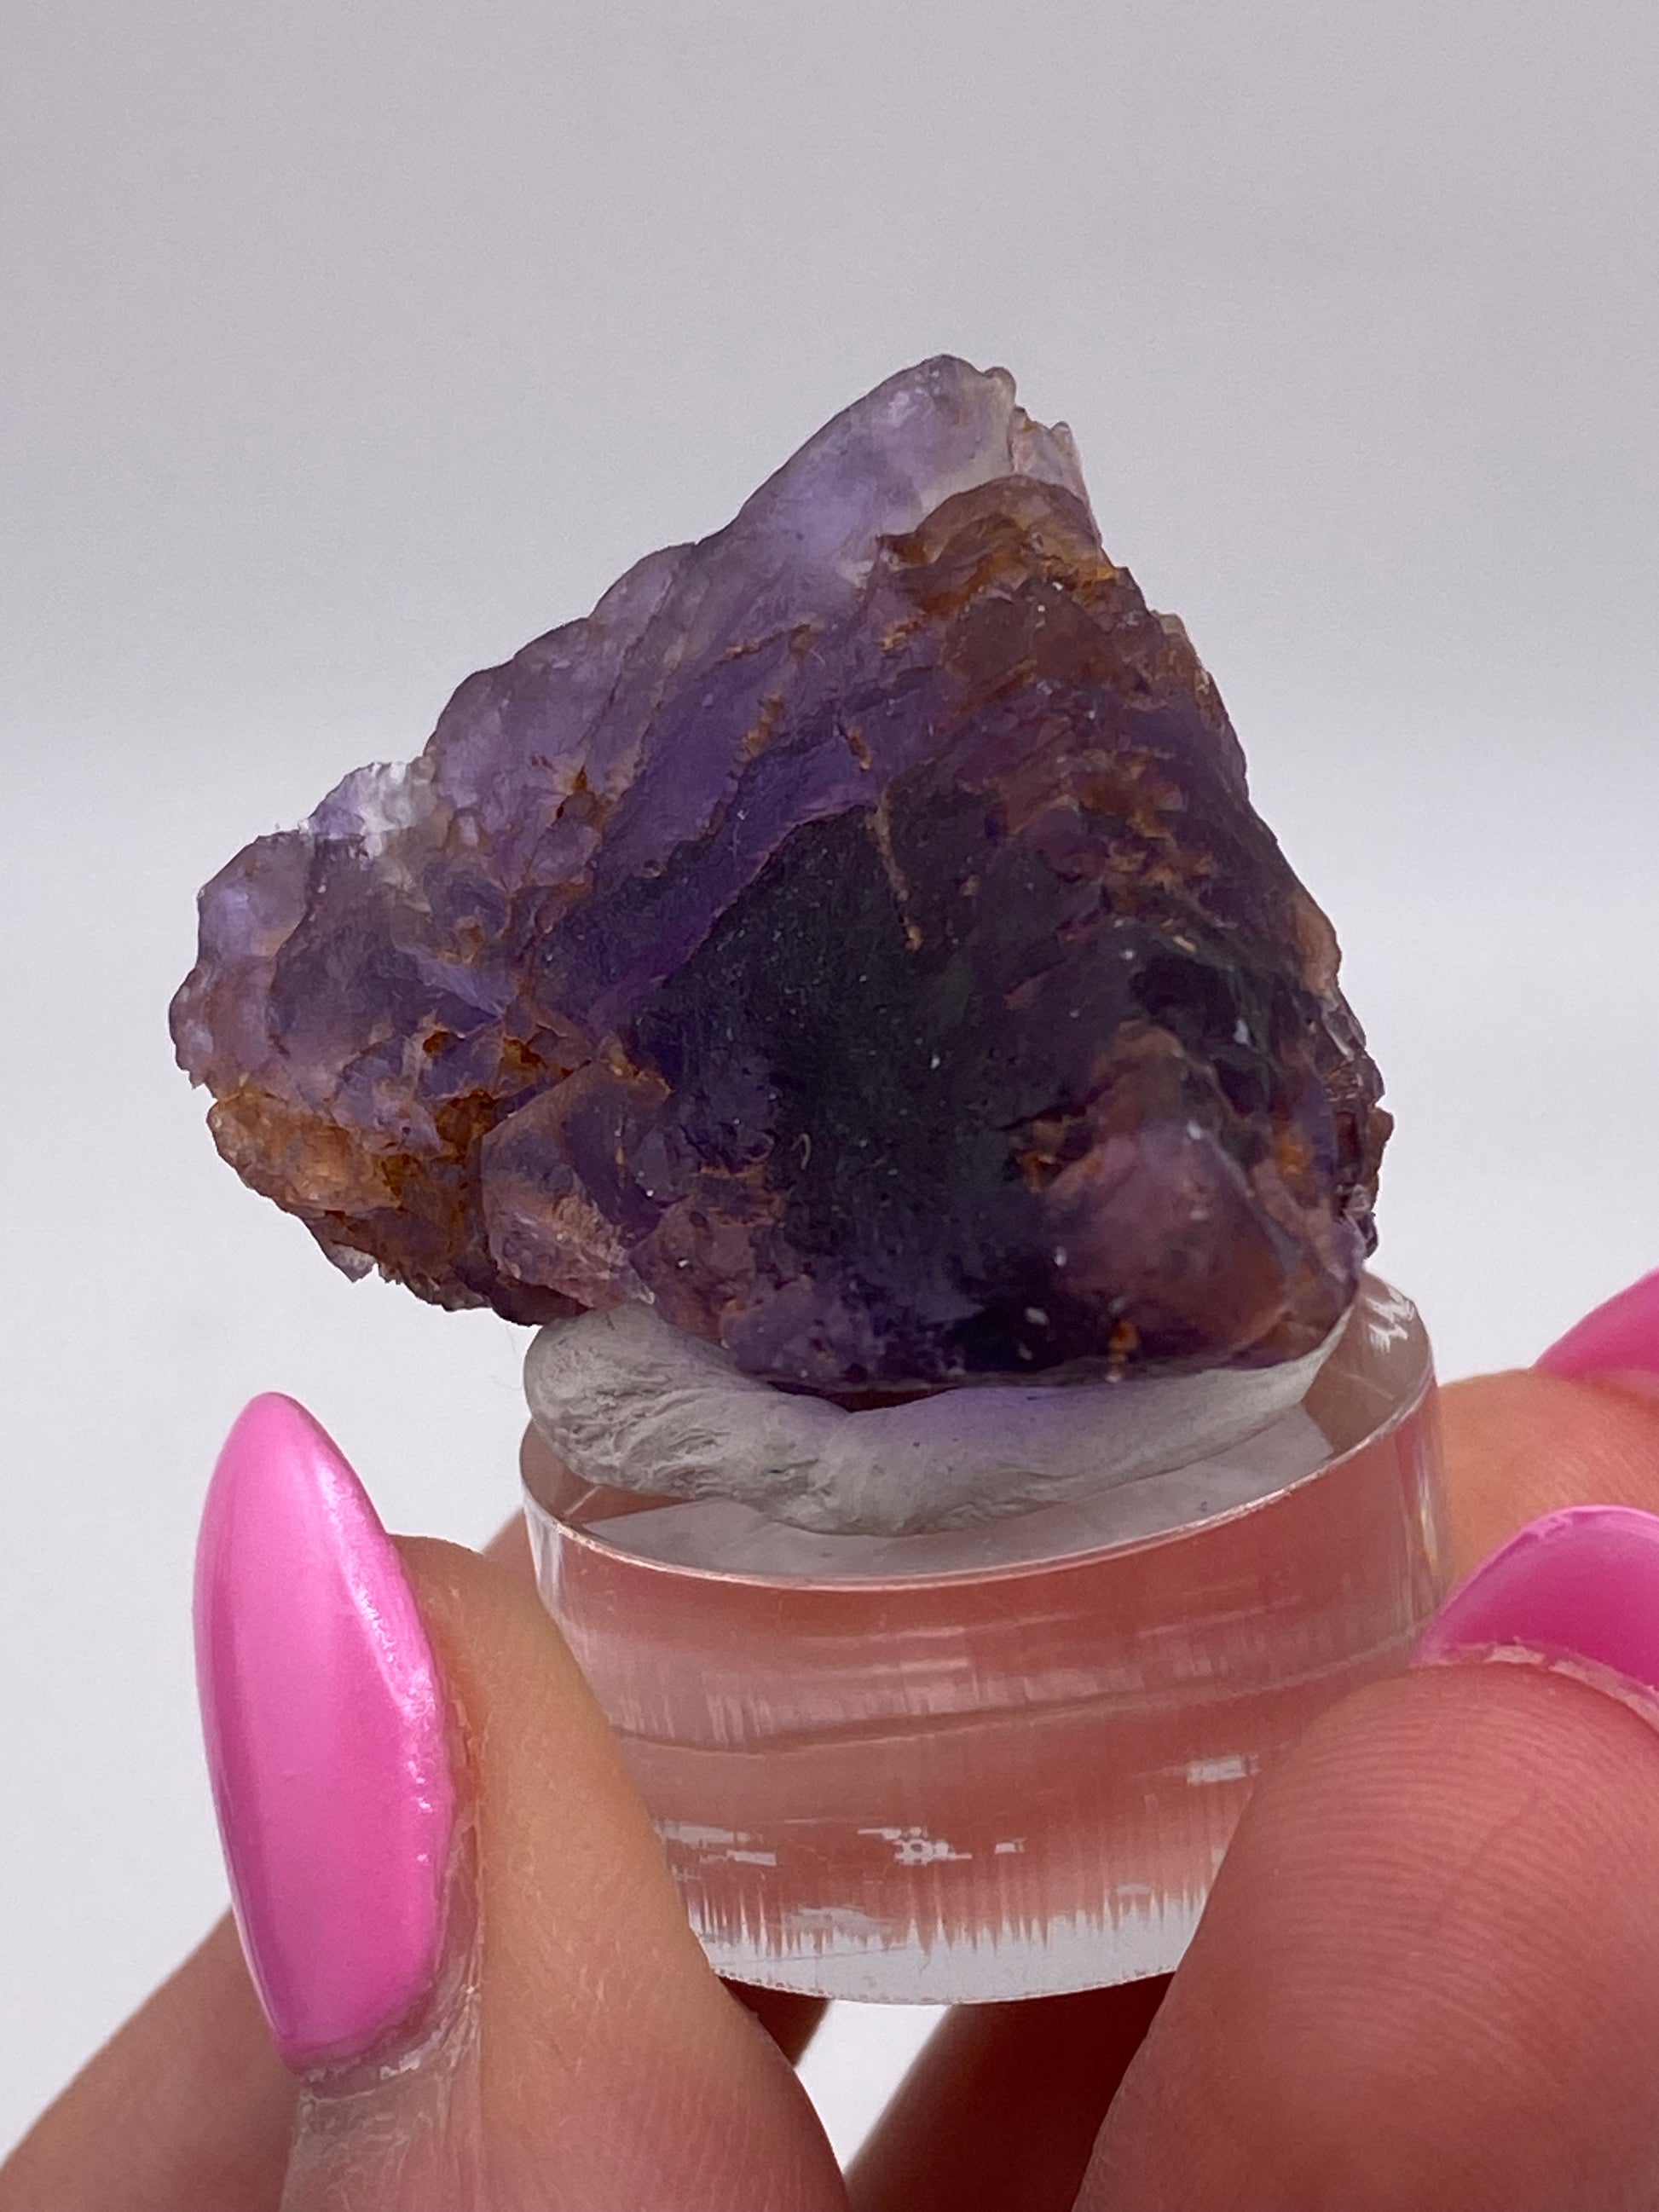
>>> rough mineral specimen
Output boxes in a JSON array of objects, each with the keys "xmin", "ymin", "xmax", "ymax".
[{"xmin": 172, "ymin": 357, "xmax": 1388, "ymax": 1399}]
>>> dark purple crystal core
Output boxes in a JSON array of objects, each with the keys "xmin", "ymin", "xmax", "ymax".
[{"xmin": 172, "ymin": 358, "xmax": 1388, "ymax": 1397}]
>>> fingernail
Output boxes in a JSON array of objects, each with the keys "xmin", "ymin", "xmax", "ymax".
[
  {"xmin": 194, "ymin": 1394, "xmax": 455, "ymax": 2071},
  {"xmin": 1535, "ymin": 1268, "xmax": 1659, "ymax": 1384},
  {"xmin": 1414, "ymin": 1504, "xmax": 1659, "ymax": 1705}
]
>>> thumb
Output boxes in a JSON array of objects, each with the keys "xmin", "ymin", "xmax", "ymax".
[{"xmin": 195, "ymin": 1395, "xmax": 844, "ymax": 2212}]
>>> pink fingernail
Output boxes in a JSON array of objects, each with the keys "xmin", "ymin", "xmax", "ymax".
[
  {"xmin": 1536, "ymin": 1268, "xmax": 1659, "ymax": 1383},
  {"xmin": 194, "ymin": 1395, "xmax": 455, "ymax": 2071},
  {"xmin": 1414, "ymin": 1504, "xmax": 1659, "ymax": 1701}
]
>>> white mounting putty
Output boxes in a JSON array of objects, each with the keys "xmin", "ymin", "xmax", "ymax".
[{"xmin": 523, "ymin": 1302, "xmax": 1340, "ymax": 1535}]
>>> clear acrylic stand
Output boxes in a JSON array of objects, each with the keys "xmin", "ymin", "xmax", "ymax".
[{"xmin": 523, "ymin": 1275, "xmax": 1443, "ymax": 2001}]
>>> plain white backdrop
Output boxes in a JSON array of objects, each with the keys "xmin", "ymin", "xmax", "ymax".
[{"xmin": 4, "ymin": 0, "xmax": 1657, "ymax": 2167}]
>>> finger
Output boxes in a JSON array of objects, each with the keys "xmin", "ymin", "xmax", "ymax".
[
  {"xmin": 1442, "ymin": 1366, "xmax": 1659, "ymax": 1574},
  {"xmin": 845, "ymin": 1979, "xmax": 1167, "ymax": 2212},
  {"xmin": 185, "ymin": 1397, "xmax": 842, "ymax": 2212},
  {"xmin": 0, "ymin": 1918, "xmax": 294, "ymax": 2212},
  {"xmin": 2, "ymin": 1481, "xmax": 827, "ymax": 2212},
  {"xmin": 841, "ymin": 1367, "xmax": 1659, "ymax": 2206},
  {"xmin": 488, "ymin": 1495, "xmax": 828, "ymax": 2065},
  {"xmin": 0, "ymin": 1510, "xmax": 541, "ymax": 2212},
  {"xmin": 1080, "ymin": 1511, "xmax": 1659, "ymax": 2210},
  {"xmin": 317, "ymin": 1533, "xmax": 841, "ymax": 2209}
]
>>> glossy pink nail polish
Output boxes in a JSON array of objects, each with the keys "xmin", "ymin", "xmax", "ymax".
[
  {"xmin": 1536, "ymin": 1268, "xmax": 1659, "ymax": 1383},
  {"xmin": 194, "ymin": 1394, "xmax": 454, "ymax": 2070},
  {"xmin": 1414, "ymin": 1504, "xmax": 1659, "ymax": 1699}
]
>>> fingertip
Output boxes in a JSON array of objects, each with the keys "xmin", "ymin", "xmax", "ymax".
[
  {"xmin": 344, "ymin": 1528, "xmax": 845, "ymax": 2212},
  {"xmin": 1437, "ymin": 1367, "xmax": 1659, "ymax": 1579},
  {"xmin": 1081, "ymin": 1660, "xmax": 1659, "ymax": 2210},
  {"xmin": 194, "ymin": 1399, "xmax": 454, "ymax": 2073}
]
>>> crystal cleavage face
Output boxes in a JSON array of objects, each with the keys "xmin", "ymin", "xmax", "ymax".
[{"xmin": 171, "ymin": 357, "xmax": 1389, "ymax": 1400}]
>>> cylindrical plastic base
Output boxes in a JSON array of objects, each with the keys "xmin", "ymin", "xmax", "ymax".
[{"xmin": 523, "ymin": 1276, "xmax": 1444, "ymax": 2002}]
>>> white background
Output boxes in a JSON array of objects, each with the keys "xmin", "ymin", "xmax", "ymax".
[{"xmin": 4, "ymin": 0, "xmax": 1657, "ymax": 2166}]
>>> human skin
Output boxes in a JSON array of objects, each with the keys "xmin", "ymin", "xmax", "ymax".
[{"xmin": 9, "ymin": 1323, "xmax": 1659, "ymax": 2209}]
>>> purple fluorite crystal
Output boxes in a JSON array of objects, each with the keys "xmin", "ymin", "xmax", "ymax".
[{"xmin": 172, "ymin": 357, "xmax": 1388, "ymax": 1398}]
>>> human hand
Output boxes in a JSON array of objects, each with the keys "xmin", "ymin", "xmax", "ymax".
[{"xmin": 9, "ymin": 1272, "xmax": 1659, "ymax": 2212}]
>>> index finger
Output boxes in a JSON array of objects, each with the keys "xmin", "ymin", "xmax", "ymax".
[{"xmin": 1082, "ymin": 1391, "xmax": 1659, "ymax": 2211}]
